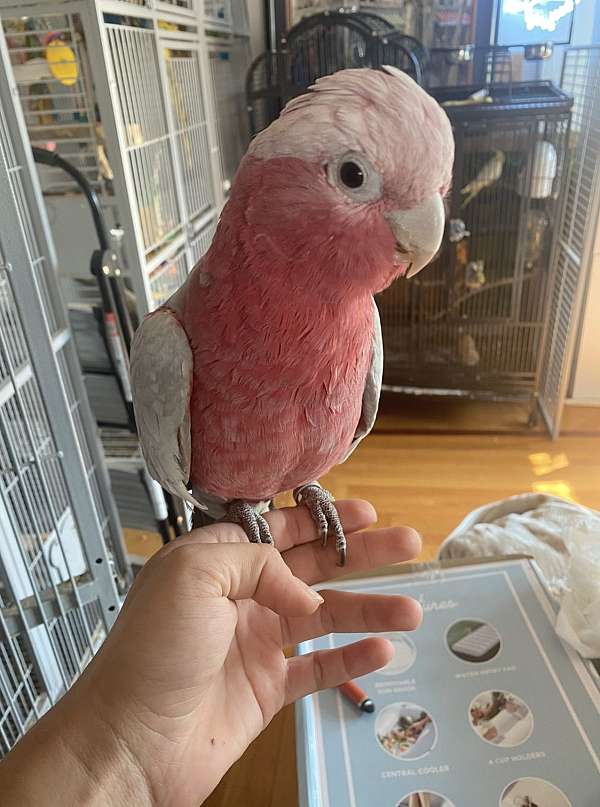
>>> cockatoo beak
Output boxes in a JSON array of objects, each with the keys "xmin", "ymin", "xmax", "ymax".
[{"xmin": 385, "ymin": 193, "xmax": 445, "ymax": 278}]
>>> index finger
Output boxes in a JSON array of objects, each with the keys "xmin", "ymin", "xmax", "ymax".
[
  {"xmin": 283, "ymin": 525, "xmax": 421, "ymax": 585},
  {"xmin": 264, "ymin": 498, "xmax": 377, "ymax": 551}
]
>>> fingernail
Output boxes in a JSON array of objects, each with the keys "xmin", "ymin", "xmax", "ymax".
[
  {"xmin": 404, "ymin": 528, "xmax": 422, "ymax": 558},
  {"xmin": 307, "ymin": 587, "xmax": 324, "ymax": 605}
]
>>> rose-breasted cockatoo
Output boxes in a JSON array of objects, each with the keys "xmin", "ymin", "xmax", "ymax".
[{"xmin": 130, "ymin": 67, "xmax": 454, "ymax": 565}]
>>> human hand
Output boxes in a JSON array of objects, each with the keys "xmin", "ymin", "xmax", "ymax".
[{"xmin": 2, "ymin": 500, "xmax": 421, "ymax": 807}]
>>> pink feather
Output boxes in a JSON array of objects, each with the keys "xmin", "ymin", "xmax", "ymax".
[{"xmin": 171, "ymin": 156, "xmax": 377, "ymax": 500}]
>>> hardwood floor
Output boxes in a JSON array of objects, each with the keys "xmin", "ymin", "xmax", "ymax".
[
  {"xmin": 278, "ymin": 396, "xmax": 600, "ymax": 561},
  {"xmin": 123, "ymin": 398, "xmax": 600, "ymax": 807}
]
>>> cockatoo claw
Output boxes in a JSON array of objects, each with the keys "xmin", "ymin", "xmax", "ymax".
[
  {"xmin": 293, "ymin": 483, "xmax": 347, "ymax": 566},
  {"xmin": 227, "ymin": 500, "xmax": 273, "ymax": 545}
]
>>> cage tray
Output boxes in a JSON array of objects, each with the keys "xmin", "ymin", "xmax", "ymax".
[{"xmin": 431, "ymin": 81, "xmax": 573, "ymax": 121}]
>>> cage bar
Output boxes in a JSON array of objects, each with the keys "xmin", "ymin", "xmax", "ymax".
[{"xmin": 0, "ymin": 23, "xmax": 129, "ymax": 756}]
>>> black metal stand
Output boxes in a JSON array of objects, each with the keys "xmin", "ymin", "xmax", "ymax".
[{"xmin": 32, "ymin": 146, "xmax": 183, "ymax": 543}]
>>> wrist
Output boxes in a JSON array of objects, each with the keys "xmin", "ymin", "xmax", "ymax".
[{"xmin": 0, "ymin": 685, "xmax": 154, "ymax": 807}]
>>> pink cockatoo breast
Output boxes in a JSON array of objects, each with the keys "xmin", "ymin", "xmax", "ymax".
[{"xmin": 174, "ymin": 155, "xmax": 379, "ymax": 501}]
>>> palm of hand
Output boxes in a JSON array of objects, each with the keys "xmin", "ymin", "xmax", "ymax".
[{"xmin": 207, "ymin": 599, "xmax": 289, "ymax": 751}]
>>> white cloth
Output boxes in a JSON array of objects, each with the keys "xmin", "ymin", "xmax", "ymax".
[{"xmin": 438, "ymin": 493, "xmax": 600, "ymax": 658}]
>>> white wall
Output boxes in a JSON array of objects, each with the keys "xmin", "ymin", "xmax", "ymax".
[{"xmin": 571, "ymin": 214, "xmax": 600, "ymax": 403}]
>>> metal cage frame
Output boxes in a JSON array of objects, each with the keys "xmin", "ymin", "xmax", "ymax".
[
  {"xmin": 538, "ymin": 46, "xmax": 600, "ymax": 437},
  {"xmin": 207, "ymin": 32, "xmax": 252, "ymax": 194},
  {"xmin": 0, "ymin": 24, "xmax": 130, "ymax": 756},
  {"xmin": 0, "ymin": 0, "xmax": 252, "ymax": 316},
  {"xmin": 378, "ymin": 81, "xmax": 572, "ymax": 417}
]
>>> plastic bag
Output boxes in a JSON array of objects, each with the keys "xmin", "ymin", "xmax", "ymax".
[{"xmin": 556, "ymin": 525, "xmax": 600, "ymax": 658}]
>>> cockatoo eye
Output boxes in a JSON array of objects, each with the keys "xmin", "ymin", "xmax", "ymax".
[
  {"xmin": 339, "ymin": 161, "xmax": 364, "ymax": 189},
  {"xmin": 327, "ymin": 151, "xmax": 382, "ymax": 203}
]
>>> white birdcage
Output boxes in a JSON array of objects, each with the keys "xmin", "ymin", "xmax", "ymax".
[
  {"xmin": 538, "ymin": 46, "xmax": 600, "ymax": 437},
  {"xmin": 208, "ymin": 35, "xmax": 252, "ymax": 192},
  {"xmin": 0, "ymin": 25, "xmax": 129, "ymax": 756},
  {"xmin": 204, "ymin": 0, "xmax": 232, "ymax": 33},
  {"xmin": 3, "ymin": 14, "xmax": 102, "ymax": 195},
  {"xmin": 0, "ymin": 0, "xmax": 250, "ymax": 315},
  {"xmin": 204, "ymin": 0, "xmax": 251, "ymax": 193}
]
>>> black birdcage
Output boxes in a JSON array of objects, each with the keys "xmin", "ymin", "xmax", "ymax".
[
  {"xmin": 283, "ymin": 11, "xmax": 375, "ymax": 99},
  {"xmin": 377, "ymin": 81, "xmax": 572, "ymax": 412},
  {"xmin": 246, "ymin": 10, "xmax": 426, "ymax": 135},
  {"xmin": 246, "ymin": 51, "xmax": 286, "ymax": 138},
  {"xmin": 369, "ymin": 30, "xmax": 428, "ymax": 85},
  {"xmin": 246, "ymin": 25, "xmax": 574, "ymax": 417},
  {"xmin": 427, "ymin": 44, "xmax": 513, "ymax": 89}
]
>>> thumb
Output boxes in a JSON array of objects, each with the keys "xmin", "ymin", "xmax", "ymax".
[{"xmin": 193, "ymin": 543, "xmax": 324, "ymax": 617}]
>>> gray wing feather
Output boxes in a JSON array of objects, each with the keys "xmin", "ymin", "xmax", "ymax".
[
  {"xmin": 130, "ymin": 310, "xmax": 204, "ymax": 509},
  {"xmin": 342, "ymin": 297, "xmax": 383, "ymax": 462}
]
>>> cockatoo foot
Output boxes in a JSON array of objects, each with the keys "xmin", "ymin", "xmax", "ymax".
[
  {"xmin": 293, "ymin": 483, "xmax": 346, "ymax": 566},
  {"xmin": 227, "ymin": 500, "xmax": 273, "ymax": 545}
]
